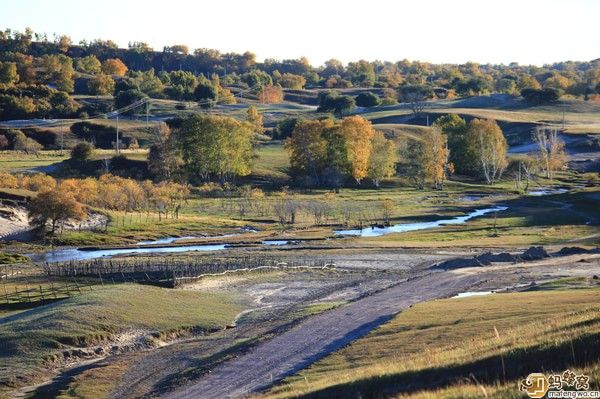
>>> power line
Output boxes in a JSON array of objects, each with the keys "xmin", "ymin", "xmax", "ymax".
[{"xmin": 0, "ymin": 83, "xmax": 262, "ymax": 130}]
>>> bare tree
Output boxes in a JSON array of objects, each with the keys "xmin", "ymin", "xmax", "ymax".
[
  {"xmin": 398, "ymin": 85, "xmax": 433, "ymax": 118},
  {"xmin": 273, "ymin": 199, "xmax": 302, "ymax": 225},
  {"xmin": 532, "ymin": 126, "xmax": 568, "ymax": 179},
  {"xmin": 305, "ymin": 200, "xmax": 330, "ymax": 225}
]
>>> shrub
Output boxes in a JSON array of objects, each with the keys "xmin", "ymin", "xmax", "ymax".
[
  {"xmin": 521, "ymin": 88, "xmax": 560, "ymax": 104},
  {"xmin": 355, "ymin": 92, "xmax": 381, "ymax": 107},
  {"xmin": 273, "ymin": 117, "xmax": 299, "ymax": 140},
  {"xmin": 70, "ymin": 142, "xmax": 94, "ymax": 162}
]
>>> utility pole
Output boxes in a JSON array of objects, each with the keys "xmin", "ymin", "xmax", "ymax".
[
  {"xmin": 116, "ymin": 114, "xmax": 120, "ymax": 154},
  {"xmin": 145, "ymin": 100, "xmax": 149, "ymax": 130},
  {"xmin": 60, "ymin": 125, "xmax": 64, "ymax": 154}
]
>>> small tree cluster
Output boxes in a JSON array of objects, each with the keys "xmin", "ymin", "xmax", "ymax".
[{"xmin": 285, "ymin": 116, "xmax": 397, "ymax": 188}]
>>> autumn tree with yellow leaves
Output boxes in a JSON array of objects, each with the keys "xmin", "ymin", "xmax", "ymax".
[
  {"xmin": 285, "ymin": 116, "xmax": 397, "ymax": 188},
  {"xmin": 466, "ymin": 118, "xmax": 508, "ymax": 184},
  {"xmin": 258, "ymin": 84, "xmax": 284, "ymax": 104},
  {"xmin": 101, "ymin": 58, "xmax": 128, "ymax": 76},
  {"xmin": 247, "ymin": 105, "xmax": 264, "ymax": 135},
  {"xmin": 368, "ymin": 131, "xmax": 398, "ymax": 187},
  {"xmin": 403, "ymin": 127, "xmax": 452, "ymax": 189},
  {"xmin": 339, "ymin": 116, "xmax": 375, "ymax": 184}
]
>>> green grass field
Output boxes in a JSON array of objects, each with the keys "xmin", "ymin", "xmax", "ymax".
[
  {"xmin": 263, "ymin": 287, "xmax": 600, "ymax": 398},
  {"xmin": 0, "ymin": 284, "xmax": 243, "ymax": 392},
  {"xmin": 0, "ymin": 151, "xmax": 69, "ymax": 172},
  {"xmin": 358, "ymin": 97, "xmax": 600, "ymax": 135}
]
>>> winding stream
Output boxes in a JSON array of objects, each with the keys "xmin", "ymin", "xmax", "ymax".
[
  {"xmin": 334, "ymin": 206, "xmax": 508, "ymax": 237},
  {"xmin": 35, "ymin": 206, "xmax": 510, "ymax": 263}
]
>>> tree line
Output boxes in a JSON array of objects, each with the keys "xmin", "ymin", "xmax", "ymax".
[{"xmin": 2, "ymin": 27, "xmax": 600, "ymax": 120}]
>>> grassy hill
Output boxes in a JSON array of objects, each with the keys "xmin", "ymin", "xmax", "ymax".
[
  {"xmin": 264, "ymin": 286, "xmax": 600, "ymax": 398},
  {"xmin": 0, "ymin": 284, "xmax": 243, "ymax": 393}
]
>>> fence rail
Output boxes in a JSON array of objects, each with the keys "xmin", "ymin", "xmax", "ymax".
[{"xmin": 1, "ymin": 256, "xmax": 336, "ymax": 306}]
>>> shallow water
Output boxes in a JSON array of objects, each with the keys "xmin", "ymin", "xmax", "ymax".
[
  {"xmin": 35, "ymin": 239, "xmax": 300, "ymax": 263},
  {"xmin": 35, "ymin": 205, "xmax": 509, "ymax": 262},
  {"xmin": 458, "ymin": 195, "xmax": 483, "ymax": 202},
  {"xmin": 33, "ymin": 243, "xmax": 229, "ymax": 263},
  {"xmin": 137, "ymin": 236, "xmax": 197, "ymax": 245},
  {"xmin": 452, "ymin": 291, "xmax": 494, "ymax": 298},
  {"xmin": 527, "ymin": 188, "xmax": 568, "ymax": 196},
  {"xmin": 335, "ymin": 206, "xmax": 508, "ymax": 237},
  {"xmin": 262, "ymin": 240, "xmax": 291, "ymax": 246}
]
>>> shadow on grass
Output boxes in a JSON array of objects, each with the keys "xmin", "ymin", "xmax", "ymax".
[
  {"xmin": 29, "ymin": 361, "xmax": 106, "ymax": 399},
  {"xmin": 293, "ymin": 332, "xmax": 600, "ymax": 399}
]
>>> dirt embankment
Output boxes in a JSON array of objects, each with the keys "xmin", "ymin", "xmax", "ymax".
[
  {"xmin": 0, "ymin": 205, "xmax": 108, "ymax": 241},
  {"xmin": 0, "ymin": 205, "xmax": 29, "ymax": 239}
]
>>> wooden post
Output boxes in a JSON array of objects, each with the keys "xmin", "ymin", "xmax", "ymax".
[
  {"xmin": 72, "ymin": 278, "xmax": 81, "ymax": 293},
  {"xmin": 50, "ymin": 281, "xmax": 57, "ymax": 299}
]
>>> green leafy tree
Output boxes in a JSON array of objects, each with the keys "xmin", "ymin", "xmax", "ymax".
[
  {"xmin": 167, "ymin": 70, "xmax": 197, "ymax": 100},
  {"xmin": 40, "ymin": 54, "xmax": 75, "ymax": 92},
  {"xmin": 75, "ymin": 55, "xmax": 102, "ymax": 74},
  {"xmin": 317, "ymin": 91, "xmax": 356, "ymax": 116},
  {"xmin": 355, "ymin": 92, "xmax": 381, "ymax": 107},
  {"xmin": 115, "ymin": 89, "xmax": 147, "ymax": 114},
  {"xmin": 346, "ymin": 60, "xmax": 376, "ymax": 87},
  {"xmin": 433, "ymin": 114, "xmax": 474, "ymax": 174},
  {"xmin": 273, "ymin": 117, "xmax": 299, "ymax": 140},
  {"xmin": 194, "ymin": 82, "xmax": 218, "ymax": 108},
  {"xmin": 130, "ymin": 69, "xmax": 164, "ymax": 97},
  {"xmin": 88, "ymin": 74, "xmax": 115, "ymax": 95},
  {"xmin": 178, "ymin": 114, "xmax": 254, "ymax": 182},
  {"xmin": 0, "ymin": 62, "xmax": 19, "ymax": 85},
  {"xmin": 70, "ymin": 142, "xmax": 94, "ymax": 163}
]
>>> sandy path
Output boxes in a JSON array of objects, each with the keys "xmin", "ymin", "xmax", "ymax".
[{"xmin": 163, "ymin": 270, "xmax": 487, "ymax": 399}]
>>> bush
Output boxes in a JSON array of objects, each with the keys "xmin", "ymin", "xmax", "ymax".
[
  {"xmin": 521, "ymin": 88, "xmax": 560, "ymax": 104},
  {"xmin": 70, "ymin": 142, "xmax": 94, "ymax": 162},
  {"xmin": 194, "ymin": 83, "xmax": 218, "ymax": 108},
  {"xmin": 317, "ymin": 91, "xmax": 356, "ymax": 116},
  {"xmin": 355, "ymin": 92, "xmax": 381, "ymax": 107},
  {"xmin": 70, "ymin": 121, "xmax": 118, "ymax": 149},
  {"xmin": 108, "ymin": 155, "xmax": 149, "ymax": 179},
  {"xmin": 0, "ymin": 172, "xmax": 18, "ymax": 188},
  {"xmin": 22, "ymin": 129, "xmax": 58, "ymax": 148},
  {"xmin": 114, "ymin": 89, "xmax": 147, "ymax": 115},
  {"xmin": 273, "ymin": 117, "xmax": 299, "ymax": 140}
]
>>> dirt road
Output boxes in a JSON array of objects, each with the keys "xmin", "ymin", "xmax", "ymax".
[{"xmin": 163, "ymin": 270, "xmax": 488, "ymax": 399}]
